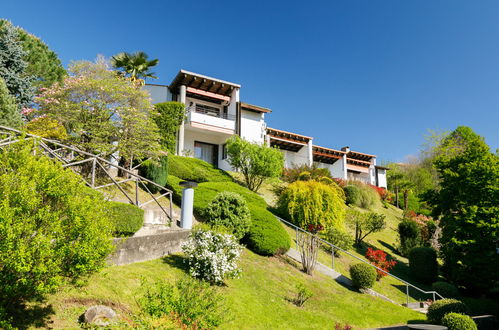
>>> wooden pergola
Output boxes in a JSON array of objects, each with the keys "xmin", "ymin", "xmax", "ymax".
[
  {"xmin": 267, "ymin": 127, "xmax": 311, "ymax": 152},
  {"xmin": 169, "ymin": 70, "xmax": 240, "ymax": 97},
  {"xmin": 313, "ymin": 146, "xmax": 345, "ymax": 164}
]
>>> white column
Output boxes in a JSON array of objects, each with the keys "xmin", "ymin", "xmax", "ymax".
[
  {"xmin": 342, "ymin": 154, "xmax": 347, "ymax": 180},
  {"xmin": 307, "ymin": 140, "xmax": 313, "ymax": 166},
  {"xmin": 180, "ymin": 187, "xmax": 194, "ymax": 229},
  {"xmin": 177, "ymin": 85, "xmax": 186, "ymax": 156},
  {"xmin": 370, "ymin": 157, "xmax": 377, "ymax": 186}
]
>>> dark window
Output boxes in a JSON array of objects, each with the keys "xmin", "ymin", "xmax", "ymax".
[
  {"xmin": 194, "ymin": 141, "xmax": 219, "ymax": 167},
  {"xmin": 222, "ymin": 144, "xmax": 227, "ymax": 160}
]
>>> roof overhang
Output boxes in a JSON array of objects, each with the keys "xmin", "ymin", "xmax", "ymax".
[
  {"xmin": 313, "ymin": 145, "xmax": 345, "ymax": 164},
  {"xmin": 267, "ymin": 127, "xmax": 311, "ymax": 152},
  {"xmin": 240, "ymin": 102, "xmax": 272, "ymax": 113},
  {"xmin": 346, "ymin": 150, "xmax": 375, "ymax": 162},
  {"xmin": 170, "ymin": 70, "xmax": 240, "ymax": 97}
]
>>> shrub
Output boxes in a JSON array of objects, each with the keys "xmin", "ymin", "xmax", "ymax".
[
  {"xmin": 139, "ymin": 277, "xmax": 228, "ymax": 329},
  {"xmin": 108, "ymin": 201, "xmax": 144, "ymax": 237},
  {"xmin": 343, "ymin": 181, "xmax": 380, "ymax": 210},
  {"xmin": 25, "ymin": 116, "xmax": 68, "ymax": 140},
  {"xmin": 321, "ymin": 227, "xmax": 353, "ymax": 257},
  {"xmin": 441, "ymin": 313, "xmax": 477, "ymax": 330},
  {"xmin": 204, "ymin": 192, "xmax": 251, "ymax": 240},
  {"xmin": 291, "ymin": 283, "xmax": 313, "ymax": 307},
  {"xmin": 432, "ymin": 281, "xmax": 459, "ymax": 299},
  {"xmin": 346, "ymin": 209, "xmax": 386, "ymax": 246},
  {"xmin": 344, "ymin": 185, "xmax": 361, "ymax": 206},
  {"xmin": 365, "ymin": 248, "xmax": 397, "ymax": 280},
  {"xmin": 168, "ymin": 155, "xmax": 232, "ymax": 183},
  {"xmin": 182, "ymin": 229, "xmax": 242, "ymax": 284},
  {"xmin": 426, "ymin": 299, "xmax": 469, "ymax": 324},
  {"xmin": 244, "ymin": 206, "xmax": 291, "ymax": 256},
  {"xmin": 350, "ymin": 263, "xmax": 377, "ymax": 290},
  {"xmin": 153, "ymin": 102, "xmax": 185, "ymax": 153},
  {"xmin": 0, "ymin": 143, "xmax": 114, "ymax": 307},
  {"xmin": 409, "ymin": 247, "xmax": 438, "ymax": 284},
  {"xmin": 282, "ymin": 164, "xmax": 332, "ymax": 183},
  {"xmin": 138, "ymin": 156, "xmax": 168, "ymax": 193},
  {"xmin": 398, "ymin": 219, "xmax": 421, "ymax": 256}
]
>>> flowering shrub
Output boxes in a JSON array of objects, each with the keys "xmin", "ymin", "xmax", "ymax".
[
  {"xmin": 365, "ymin": 248, "xmax": 397, "ymax": 280},
  {"xmin": 182, "ymin": 229, "xmax": 243, "ymax": 284},
  {"xmin": 368, "ymin": 184, "xmax": 390, "ymax": 202}
]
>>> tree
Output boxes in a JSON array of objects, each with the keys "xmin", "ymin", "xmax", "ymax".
[
  {"xmin": 0, "ymin": 77, "xmax": 22, "ymax": 128},
  {"xmin": 35, "ymin": 58, "xmax": 162, "ymax": 167},
  {"xmin": 0, "ymin": 20, "xmax": 34, "ymax": 109},
  {"xmin": 226, "ymin": 136, "xmax": 284, "ymax": 192},
  {"xmin": 111, "ymin": 51, "xmax": 159, "ymax": 85},
  {"xmin": 153, "ymin": 101, "xmax": 186, "ymax": 153},
  {"xmin": 346, "ymin": 209, "xmax": 386, "ymax": 246},
  {"xmin": 0, "ymin": 19, "xmax": 66, "ymax": 89},
  {"xmin": 425, "ymin": 126, "xmax": 499, "ymax": 292}
]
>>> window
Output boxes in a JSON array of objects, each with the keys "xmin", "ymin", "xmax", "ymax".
[
  {"xmin": 222, "ymin": 144, "xmax": 227, "ymax": 160},
  {"xmin": 194, "ymin": 141, "xmax": 218, "ymax": 166}
]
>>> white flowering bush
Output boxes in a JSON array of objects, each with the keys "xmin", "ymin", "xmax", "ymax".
[{"xmin": 182, "ymin": 229, "xmax": 243, "ymax": 284}]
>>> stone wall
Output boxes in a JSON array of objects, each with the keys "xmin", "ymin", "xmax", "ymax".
[{"xmin": 108, "ymin": 230, "xmax": 190, "ymax": 266}]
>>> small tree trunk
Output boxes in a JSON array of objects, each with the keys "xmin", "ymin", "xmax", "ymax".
[
  {"xmin": 297, "ymin": 232, "xmax": 319, "ymax": 275},
  {"xmin": 403, "ymin": 190, "xmax": 409, "ymax": 211},
  {"xmin": 395, "ymin": 186, "xmax": 399, "ymax": 208}
]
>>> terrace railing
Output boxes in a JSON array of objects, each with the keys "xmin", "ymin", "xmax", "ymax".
[{"xmin": 0, "ymin": 126, "xmax": 173, "ymax": 224}]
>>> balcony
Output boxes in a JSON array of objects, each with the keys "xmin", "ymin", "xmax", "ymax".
[{"xmin": 187, "ymin": 106, "xmax": 236, "ymax": 134}]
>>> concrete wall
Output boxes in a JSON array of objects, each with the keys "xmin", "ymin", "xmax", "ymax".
[
  {"xmin": 315, "ymin": 160, "xmax": 345, "ymax": 179},
  {"xmin": 377, "ymin": 169, "xmax": 387, "ymax": 188},
  {"xmin": 144, "ymin": 85, "xmax": 172, "ymax": 104},
  {"xmin": 281, "ymin": 147, "xmax": 310, "ymax": 168},
  {"xmin": 240, "ymin": 110, "xmax": 265, "ymax": 144},
  {"xmin": 108, "ymin": 230, "xmax": 190, "ymax": 266}
]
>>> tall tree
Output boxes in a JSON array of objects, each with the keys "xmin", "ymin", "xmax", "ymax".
[
  {"xmin": 0, "ymin": 77, "xmax": 22, "ymax": 128},
  {"xmin": 111, "ymin": 51, "xmax": 158, "ymax": 85},
  {"xmin": 426, "ymin": 126, "xmax": 499, "ymax": 292},
  {"xmin": 0, "ymin": 20, "xmax": 34, "ymax": 109}
]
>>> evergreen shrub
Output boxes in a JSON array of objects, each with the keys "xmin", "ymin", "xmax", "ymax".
[
  {"xmin": 343, "ymin": 181, "xmax": 380, "ymax": 210},
  {"xmin": 441, "ymin": 313, "xmax": 477, "ymax": 330},
  {"xmin": 426, "ymin": 299, "xmax": 469, "ymax": 324},
  {"xmin": 108, "ymin": 201, "xmax": 144, "ymax": 236},
  {"xmin": 398, "ymin": 219, "xmax": 421, "ymax": 256},
  {"xmin": 139, "ymin": 156, "xmax": 168, "ymax": 193},
  {"xmin": 409, "ymin": 247, "xmax": 438, "ymax": 284},
  {"xmin": 168, "ymin": 155, "xmax": 232, "ymax": 183},
  {"xmin": 432, "ymin": 281, "xmax": 459, "ymax": 299},
  {"xmin": 350, "ymin": 263, "xmax": 377, "ymax": 290}
]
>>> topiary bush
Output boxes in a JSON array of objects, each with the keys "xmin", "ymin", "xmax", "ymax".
[
  {"xmin": 108, "ymin": 201, "xmax": 144, "ymax": 237},
  {"xmin": 204, "ymin": 192, "xmax": 252, "ymax": 240},
  {"xmin": 168, "ymin": 155, "xmax": 232, "ymax": 183},
  {"xmin": 426, "ymin": 299, "xmax": 469, "ymax": 324},
  {"xmin": 398, "ymin": 219, "xmax": 421, "ymax": 256},
  {"xmin": 350, "ymin": 263, "xmax": 377, "ymax": 290},
  {"xmin": 138, "ymin": 156, "xmax": 168, "ymax": 193},
  {"xmin": 409, "ymin": 247, "xmax": 438, "ymax": 284},
  {"xmin": 432, "ymin": 281, "xmax": 459, "ymax": 299},
  {"xmin": 441, "ymin": 313, "xmax": 477, "ymax": 330}
]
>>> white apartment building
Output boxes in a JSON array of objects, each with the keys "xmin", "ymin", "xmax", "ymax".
[{"xmin": 145, "ymin": 70, "xmax": 387, "ymax": 188}]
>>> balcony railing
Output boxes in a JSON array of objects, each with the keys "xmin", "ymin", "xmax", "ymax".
[{"xmin": 194, "ymin": 105, "xmax": 236, "ymax": 121}]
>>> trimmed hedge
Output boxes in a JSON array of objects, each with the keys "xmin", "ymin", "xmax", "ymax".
[
  {"xmin": 398, "ymin": 219, "xmax": 421, "ymax": 256},
  {"xmin": 409, "ymin": 247, "xmax": 438, "ymax": 284},
  {"xmin": 168, "ymin": 155, "xmax": 232, "ymax": 183},
  {"xmin": 139, "ymin": 156, "xmax": 168, "ymax": 193},
  {"xmin": 108, "ymin": 201, "xmax": 144, "ymax": 237},
  {"xmin": 426, "ymin": 299, "xmax": 469, "ymax": 324},
  {"xmin": 350, "ymin": 263, "xmax": 377, "ymax": 290},
  {"xmin": 441, "ymin": 313, "xmax": 477, "ymax": 330},
  {"xmin": 432, "ymin": 281, "xmax": 459, "ymax": 299}
]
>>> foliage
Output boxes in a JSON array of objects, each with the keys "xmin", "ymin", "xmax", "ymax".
[
  {"xmin": 25, "ymin": 115, "xmax": 67, "ymax": 139},
  {"xmin": 296, "ymin": 231, "xmax": 320, "ymax": 275},
  {"xmin": 139, "ymin": 277, "xmax": 228, "ymax": 329},
  {"xmin": 182, "ymin": 229, "xmax": 242, "ymax": 284},
  {"xmin": 343, "ymin": 181, "xmax": 381, "ymax": 210},
  {"xmin": 0, "ymin": 20, "xmax": 34, "ymax": 109},
  {"xmin": 0, "ymin": 142, "xmax": 114, "ymax": 307},
  {"xmin": 138, "ymin": 155, "xmax": 168, "ymax": 193},
  {"xmin": 204, "ymin": 191, "xmax": 252, "ymax": 240},
  {"xmin": 432, "ymin": 281, "xmax": 459, "ymax": 299},
  {"xmin": 365, "ymin": 248, "xmax": 397, "ymax": 280},
  {"xmin": 278, "ymin": 180, "xmax": 346, "ymax": 231},
  {"xmin": 350, "ymin": 263, "xmax": 377, "ymax": 290},
  {"xmin": 409, "ymin": 247, "xmax": 438, "ymax": 284},
  {"xmin": 0, "ymin": 77, "xmax": 22, "ymax": 128},
  {"xmin": 424, "ymin": 126, "xmax": 499, "ymax": 292},
  {"xmin": 35, "ymin": 58, "xmax": 161, "ymax": 165},
  {"xmin": 426, "ymin": 299, "xmax": 469, "ymax": 324},
  {"xmin": 398, "ymin": 219, "xmax": 421, "ymax": 257},
  {"xmin": 108, "ymin": 201, "xmax": 144, "ymax": 237},
  {"xmin": 291, "ymin": 283, "xmax": 313, "ymax": 307},
  {"xmin": 321, "ymin": 227, "xmax": 354, "ymax": 257},
  {"xmin": 282, "ymin": 163, "xmax": 332, "ymax": 183},
  {"xmin": 335, "ymin": 323, "xmax": 353, "ymax": 330},
  {"xmin": 111, "ymin": 51, "xmax": 159, "ymax": 85},
  {"xmin": 226, "ymin": 135, "xmax": 284, "ymax": 191},
  {"xmin": 153, "ymin": 102, "xmax": 185, "ymax": 153},
  {"xmin": 346, "ymin": 209, "xmax": 386, "ymax": 246},
  {"xmin": 368, "ymin": 184, "xmax": 390, "ymax": 202},
  {"xmin": 168, "ymin": 155, "xmax": 233, "ymax": 183},
  {"xmin": 441, "ymin": 313, "xmax": 477, "ymax": 330}
]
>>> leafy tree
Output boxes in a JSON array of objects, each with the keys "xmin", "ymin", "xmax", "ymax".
[
  {"xmin": 0, "ymin": 77, "xmax": 22, "ymax": 128},
  {"xmin": 35, "ymin": 58, "xmax": 162, "ymax": 167},
  {"xmin": 153, "ymin": 101, "xmax": 186, "ymax": 153},
  {"xmin": 346, "ymin": 209, "xmax": 386, "ymax": 246},
  {"xmin": 226, "ymin": 135, "xmax": 284, "ymax": 192},
  {"xmin": 425, "ymin": 126, "xmax": 499, "ymax": 292},
  {"xmin": 111, "ymin": 51, "xmax": 158, "ymax": 85},
  {"xmin": 0, "ymin": 20, "xmax": 34, "ymax": 109},
  {"xmin": 0, "ymin": 19, "xmax": 66, "ymax": 89}
]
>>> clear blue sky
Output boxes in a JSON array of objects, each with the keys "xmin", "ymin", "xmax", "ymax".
[{"xmin": 3, "ymin": 0, "xmax": 499, "ymax": 162}]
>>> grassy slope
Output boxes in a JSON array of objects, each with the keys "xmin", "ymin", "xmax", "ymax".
[{"xmin": 40, "ymin": 250, "xmax": 424, "ymax": 329}]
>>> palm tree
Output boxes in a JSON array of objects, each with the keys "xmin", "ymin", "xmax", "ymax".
[{"xmin": 111, "ymin": 51, "xmax": 159, "ymax": 85}]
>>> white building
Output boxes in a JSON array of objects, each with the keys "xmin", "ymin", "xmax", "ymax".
[{"xmin": 145, "ymin": 70, "xmax": 387, "ymax": 188}]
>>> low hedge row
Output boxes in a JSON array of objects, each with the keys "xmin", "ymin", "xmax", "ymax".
[{"xmin": 108, "ymin": 201, "xmax": 144, "ymax": 237}]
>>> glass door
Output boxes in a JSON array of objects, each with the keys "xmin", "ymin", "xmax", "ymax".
[{"xmin": 194, "ymin": 141, "xmax": 218, "ymax": 167}]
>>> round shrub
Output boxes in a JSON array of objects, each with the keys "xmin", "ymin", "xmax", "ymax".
[
  {"xmin": 344, "ymin": 185, "xmax": 362, "ymax": 206},
  {"xmin": 350, "ymin": 263, "xmax": 377, "ymax": 290},
  {"xmin": 432, "ymin": 281, "xmax": 459, "ymax": 299},
  {"xmin": 344, "ymin": 182, "xmax": 380, "ymax": 210},
  {"xmin": 409, "ymin": 247, "xmax": 438, "ymax": 284},
  {"xmin": 398, "ymin": 219, "xmax": 421, "ymax": 256},
  {"xmin": 426, "ymin": 299, "xmax": 469, "ymax": 324},
  {"xmin": 244, "ymin": 207, "xmax": 290, "ymax": 256},
  {"xmin": 108, "ymin": 201, "xmax": 144, "ymax": 237},
  {"xmin": 441, "ymin": 313, "xmax": 477, "ymax": 330},
  {"xmin": 204, "ymin": 192, "xmax": 252, "ymax": 240}
]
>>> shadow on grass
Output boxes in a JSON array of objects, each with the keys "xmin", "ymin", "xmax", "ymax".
[
  {"xmin": 7, "ymin": 303, "xmax": 55, "ymax": 330},
  {"xmin": 378, "ymin": 239, "xmax": 399, "ymax": 255},
  {"xmin": 162, "ymin": 254, "xmax": 189, "ymax": 273}
]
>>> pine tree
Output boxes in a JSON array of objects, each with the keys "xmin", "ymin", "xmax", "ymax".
[{"xmin": 0, "ymin": 77, "xmax": 22, "ymax": 128}]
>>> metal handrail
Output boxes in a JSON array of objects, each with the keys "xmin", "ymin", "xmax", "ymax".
[{"xmin": 275, "ymin": 215, "xmax": 444, "ymax": 304}]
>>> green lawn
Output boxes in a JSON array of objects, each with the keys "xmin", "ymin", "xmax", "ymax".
[{"xmin": 31, "ymin": 249, "xmax": 424, "ymax": 329}]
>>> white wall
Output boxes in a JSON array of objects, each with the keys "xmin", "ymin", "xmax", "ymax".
[
  {"xmin": 281, "ymin": 147, "xmax": 310, "ymax": 168},
  {"xmin": 377, "ymin": 169, "xmax": 387, "ymax": 188},
  {"xmin": 315, "ymin": 160, "xmax": 345, "ymax": 179},
  {"xmin": 183, "ymin": 129, "xmax": 232, "ymax": 171},
  {"xmin": 240, "ymin": 110, "xmax": 265, "ymax": 144},
  {"xmin": 144, "ymin": 85, "xmax": 172, "ymax": 104}
]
